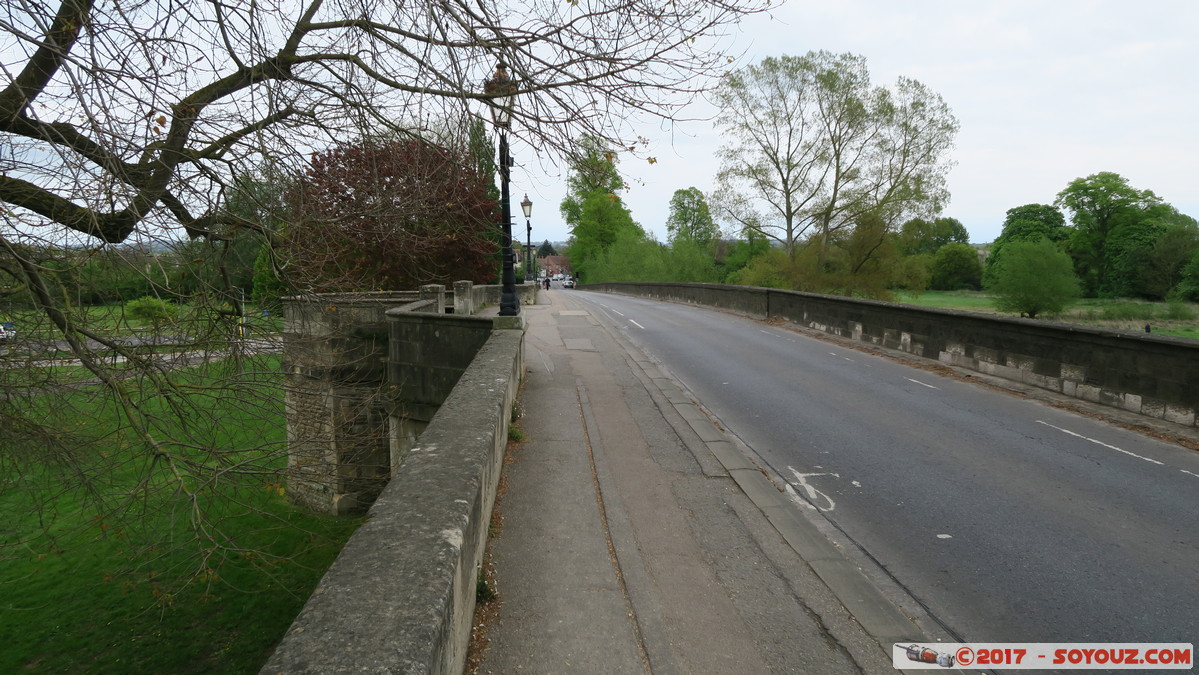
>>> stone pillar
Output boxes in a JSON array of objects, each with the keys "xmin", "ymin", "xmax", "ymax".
[
  {"xmin": 420, "ymin": 284, "xmax": 446, "ymax": 313},
  {"xmin": 283, "ymin": 295, "xmax": 400, "ymax": 515},
  {"xmin": 453, "ymin": 280, "xmax": 473, "ymax": 316},
  {"xmin": 283, "ymin": 289, "xmax": 507, "ymax": 515}
]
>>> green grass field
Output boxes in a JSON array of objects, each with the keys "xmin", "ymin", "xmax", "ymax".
[
  {"xmin": 0, "ymin": 356, "xmax": 360, "ymax": 673},
  {"xmin": 895, "ymin": 290, "xmax": 998, "ymax": 311},
  {"xmin": 899, "ymin": 291, "xmax": 1199, "ymax": 339},
  {"xmin": 1, "ymin": 302, "xmax": 283, "ymax": 344}
]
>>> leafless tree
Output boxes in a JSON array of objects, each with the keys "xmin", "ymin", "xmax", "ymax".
[
  {"xmin": 0, "ymin": 0, "xmax": 772, "ymax": 616},
  {"xmin": 2, "ymin": 0, "xmax": 770, "ymax": 244},
  {"xmin": 711, "ymin": 51, "xmax": 958, "ymax": 265}
]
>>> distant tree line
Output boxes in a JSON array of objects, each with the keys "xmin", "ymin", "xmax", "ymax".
[{"xmin": 561, "ymin": 53, "xmax": 1199, "ymax": 318}]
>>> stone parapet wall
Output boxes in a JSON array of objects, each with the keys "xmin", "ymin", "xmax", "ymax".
[
  {"xmin": 387, "ymin": 310, "xmax": 496, "ymax": 472},
  {"xmin": 585, "ymin": 282, "xmax": 1199, "ymax": 428},
  {"xmin": 263, "ymin": 329, "xmax": 524, "ymax": 674},
  {"xmin": 271, "ymin": 282, "xmax": 525, "ymax": 673},
  {"xmin": 388, "ymin": 311, "xmax": 495, "ymax": 411},
  {"xmin": 468, "ymin": 280, "xmax": 538, "ymax": 312}
]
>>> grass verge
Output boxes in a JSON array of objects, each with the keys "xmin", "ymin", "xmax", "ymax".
[
  {"xmin": 0, "ymin": 356, "xmax": 360, "ymax": 673},
  {"xmin": 900, "ymin": 291, "xmax": 1199, "ymax": 339}
]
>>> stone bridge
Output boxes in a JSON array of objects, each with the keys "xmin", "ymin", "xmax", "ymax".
[{"xmin": 263, "ymin": 281, "xmax": 1198, "ymax": 674}]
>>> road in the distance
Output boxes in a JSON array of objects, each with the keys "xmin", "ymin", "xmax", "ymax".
[{"xmin": 566, "ymin": 290, "xmax": 1199, "ymax": 648}]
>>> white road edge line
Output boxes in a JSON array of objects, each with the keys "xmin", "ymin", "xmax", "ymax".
[
  {"xmin": 905, "ymin": 377, "xmax": 938, "ymax": 389},
  {"xmin": 1181, "ymin": 469, "xmax": 1199, "ymax": 479},
  {"xmin": 629, "ymin": 319, "xmax": 645, "ymax": 330},
  {"xmin": 1037, "ymin": 420, "xmax": 1165, "ymax": 465}
]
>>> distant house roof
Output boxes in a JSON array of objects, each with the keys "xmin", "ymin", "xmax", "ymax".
[{"xmin": 541, "ymin": 255, "xmax": 571, "ymax": 272}]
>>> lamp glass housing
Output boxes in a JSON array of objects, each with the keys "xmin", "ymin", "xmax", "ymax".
[
  {"xmin": 485, "ymin": 62, "xmax": 516, "ymax": 129},
  {"xmin": 490, "ymin": 101, "xmax": 512, "ymax": 128}
]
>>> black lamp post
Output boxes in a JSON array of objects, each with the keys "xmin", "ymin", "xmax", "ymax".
[
  {"xmin": 520, "ymin": 194, "xmax": 533, "ymax": 281},
  {"xmin": 484, "ymin": 62, "xmax": 519, "ymax": 316}
]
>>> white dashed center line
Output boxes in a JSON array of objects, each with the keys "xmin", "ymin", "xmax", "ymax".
[{"xmin": 1037, "ymin": 420, "xmax": 1164, "ymax": 465}]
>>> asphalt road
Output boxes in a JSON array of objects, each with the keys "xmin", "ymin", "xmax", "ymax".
[{"xmin": 567, "ymin": 290, "xmax": 1199, "ymax": 651}]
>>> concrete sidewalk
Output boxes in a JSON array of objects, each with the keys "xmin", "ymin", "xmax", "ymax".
[{"xmin": 476, "ymin": 289, "xmax": 921, "ymax": 674}]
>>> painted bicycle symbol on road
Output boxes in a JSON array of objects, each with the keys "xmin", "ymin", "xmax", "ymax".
[{"xmin": 783, "ymin": 466, "xmax": 839, "ymax": 512}]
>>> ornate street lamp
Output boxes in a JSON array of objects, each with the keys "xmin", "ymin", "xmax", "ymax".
[
  {"xmin": 520, "ymin": 194, "xmax": 533, "ymax": 281},
  {"xmin": 484, "ymin": 62, "xmax": 519, "ymax": 316}
]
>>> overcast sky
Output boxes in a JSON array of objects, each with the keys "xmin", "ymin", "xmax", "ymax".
[{"xmin": 517, "ymin": 0, "xmax": 1198, "ymax": 247}]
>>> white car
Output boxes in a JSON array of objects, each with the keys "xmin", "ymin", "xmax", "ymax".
[
  {"xmin": 562, "ymin": 279, "xmax": 575, "ymax": 288},
  {"xmin": 0, "ymin": 325, "xmax": 13, "ymax": 340}
]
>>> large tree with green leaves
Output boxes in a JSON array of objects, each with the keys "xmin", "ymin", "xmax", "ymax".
[
  {"xmin": 984, "ymin": 203, "xmax": 1068, "ymax": 285},
  {"xmin": 560, "ymin": 135, "xmax": 628, "ymax": 218},
  {"xmin": 710, "ymin": 52, "xmax": 959, "ymax": 264},
  {"xmin": 986, "ymin": 238, "xmax": 1080, "ymax": 318},
  {"xmin": 537, "ymin": 240, "xmax": 558, "ymax": 258},
  {"xmin": 565, "ymin": 192, "xmax": 643, "ymax": 282},
  {"xmin": 717, "ymin": 229, "xmax": 772, "ymax": 283},
  {"xmin": 896, "ymin": 217, "xmax": 970, "ymax": 255},
  {"xmin": 1055, "ymin": 172, "xmax": 1163, "ymax": 297},
  {"xmin": 823, "ymin": 212, "xmax": 900, "ymax": 298},
  {"xmin": 1137, "ymin": 212, "xmax": 1199, "ymax": 299},
  {"xmin": 929, "ymin": 243, "xmax": 982, "ymax": 290},
  {"xmin": 666, "ymin": 187, "xmax": 719, "ymax": 247},
  {"xmin": 992, "ymin": 204, "xmax": 1069, "ymax": 244},
  {"xmin": 585, "ymin": 227, "xmax": 721, "ymax": 284},
  {"xmin": 1177, "ymin": 249, "xmax": 1199, "ymax": 301},
  {"xmin": 1098, "ymin": 206, "xmax": 1198, "ymax": 300},
  {"xmin": 561, "ymin": 136, "xmax": 645, "ymax": 280}
]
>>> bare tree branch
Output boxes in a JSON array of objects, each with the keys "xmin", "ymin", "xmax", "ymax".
[{"xmin": 1, "ymin": 0, "xmax": 771, "ymax": 243}]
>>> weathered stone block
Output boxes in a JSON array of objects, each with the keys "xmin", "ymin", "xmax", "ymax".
[
  {"xmin": 1023, "ymin": 371, "xmax": 1061, "ymax": 392},
  {"xmin": 1007, "ymin": 354, "xmax": 1035, "ymax": 369},
  {"xmin": 973, "ymin": 346, "xmax": 999, "ymax": 364},
  {"xmin": 1121, "ymin": 393, "xmax": 1143, "ymax": 413},
  {"xmin": 1099, "ymin": 389, "xmax": 1125, "ymax": 408},
  {"xmin": 1142, "ymin": 398, "xmax": 1166, "ymax": 419},
  {"xmin": 1164, "ymin": 405, "xmax": 1196, "ymax": 426},
  {"xmin": 265, "ymin": 329, "xmax": 524, "ymax": 674},
  {"xmin": 1061, "ymin": 363, "xmax": 1086, "ymax": 382}
]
